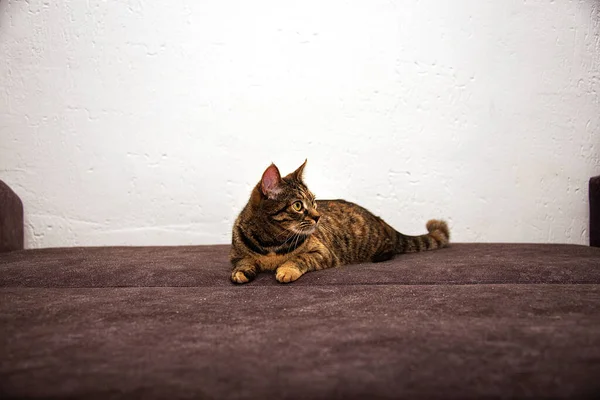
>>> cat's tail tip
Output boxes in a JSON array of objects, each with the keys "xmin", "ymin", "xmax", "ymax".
[{"xmin": 426, "ymin": 219, "xmax": 450, "ymax": 245}]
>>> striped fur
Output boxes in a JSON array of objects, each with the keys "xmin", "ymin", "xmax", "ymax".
[{"xmin": 230, "ymin": 162, "xmax": 450, "ymax": 284}]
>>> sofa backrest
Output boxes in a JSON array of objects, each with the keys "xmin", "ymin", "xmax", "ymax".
[{"xmin": 0, "ymin": 180, "xmax": 24, "ymax": 252}]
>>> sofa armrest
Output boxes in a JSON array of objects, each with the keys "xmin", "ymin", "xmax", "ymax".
[
  {"xmin": 591, "ymin": 176, "xmax": 600, "ymax": 247},
  {"xmin": 0, "ymin": 180, "xmax": 24, "ymax": 252}
]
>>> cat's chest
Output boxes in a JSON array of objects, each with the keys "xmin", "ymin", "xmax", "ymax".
[
  {"xmin": 253, "ymin": 237, "xmax": 322, "ymax": 271},
  {"xmin": 254, "ymin": 252, "xmax": 293, "ymax": 271}
]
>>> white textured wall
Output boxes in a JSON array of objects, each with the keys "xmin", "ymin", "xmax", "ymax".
[{"xmin": 1, "ymin": 0, "xmax": 599, "ymax": 248}]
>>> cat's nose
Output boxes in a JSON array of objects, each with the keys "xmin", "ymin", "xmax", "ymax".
[{"xmin": 313, "ymin": 215, "xmax": 320, "ymax": 223}]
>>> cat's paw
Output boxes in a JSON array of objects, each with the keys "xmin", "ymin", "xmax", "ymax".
[
  {"xmin": 231, "ymin": 268, "xmax": 256, "ymax": 284},
  {"xmin": 275, "ymin": 265, "xmax": 303, "ymax": 283}
]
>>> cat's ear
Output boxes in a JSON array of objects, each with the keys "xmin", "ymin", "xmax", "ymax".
[
  {"xmin": 261, "ymin": 163, "xmax": 282, "ymax": 199},
  {"xmin": 290, "ymin": 159, "xmax": 307, "ymax": 182}
]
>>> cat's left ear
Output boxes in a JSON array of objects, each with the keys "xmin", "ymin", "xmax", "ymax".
[{"xmin": 290, "ymin": 159, "xmax": 307, "ymax": 182}]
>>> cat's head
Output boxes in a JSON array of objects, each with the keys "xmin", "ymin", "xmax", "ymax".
[{"xmin": 249, "ymin": 160, "xmax": 320, "ymax": 237}]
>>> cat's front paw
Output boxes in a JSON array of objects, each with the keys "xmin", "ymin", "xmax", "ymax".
[
  {"xmin": 275, "ymin": 264, "xmax": 303, "ymax": 283},
  {"xmin": 231, "ymin": 268, "xmax": 256, "ymax": 284}
]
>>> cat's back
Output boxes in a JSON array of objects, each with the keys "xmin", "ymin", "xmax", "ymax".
[
  {"xmin": 316, "ymin": 199, "xmax": 379, "ymax": 221},
  {"xmin": 316, "ymin": 199, "xmax": 356, "ymax": 213},
  {"xmin": 314, "ymin": 199, "xmax": 397, "ymax": 264}
]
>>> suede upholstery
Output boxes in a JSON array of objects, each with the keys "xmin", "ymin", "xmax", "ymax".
[
  {"xmin": 1, "ymin": 243, "xmax": 600, "ymax": 399},
  {"xmin": 0, "ymin": 180, "xmax": 23, "ymax": 253}
]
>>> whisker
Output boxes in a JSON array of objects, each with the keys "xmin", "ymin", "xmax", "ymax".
[
  {"xmin": 288, "ymin": 232, "xmax": 300, "ymax": 252},
  {"xmin": 281, "ymin": 232, "xmax": 297, "ymax": 246},
  {"xmin": 293, "ymin": 232, "xmax": 301, "ymax": 250},
  {"xmin": 275, "ymin": 229, "xmax": 292, "ymax": 239}
]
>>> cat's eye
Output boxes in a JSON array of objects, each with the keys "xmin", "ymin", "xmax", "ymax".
[{"xmin": 292, "ymin": 201, "xmax": 303, "ymax": 212}]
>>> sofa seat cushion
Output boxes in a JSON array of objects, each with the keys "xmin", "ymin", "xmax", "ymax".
[
  {"xmin": 1, "ymin": 284, "xmax": 599, "ymax": 399},
  {"xmin": 1, "ymin": 243, "xmax": 599, "ymax": 288}
]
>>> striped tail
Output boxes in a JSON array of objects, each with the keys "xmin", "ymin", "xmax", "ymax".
[{"xmin": 396, "ymin": 219, "xmax": 450, "ymax": 253}]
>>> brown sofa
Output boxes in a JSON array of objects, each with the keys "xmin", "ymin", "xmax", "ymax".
[{"xmin": 1, "ymin": 179, "xmax": 600, "ymax": 399}]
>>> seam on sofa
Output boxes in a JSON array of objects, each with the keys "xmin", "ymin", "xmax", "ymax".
[{"xmin": 2, "ymin": 282, "xmax": 600, "ymax": 289}]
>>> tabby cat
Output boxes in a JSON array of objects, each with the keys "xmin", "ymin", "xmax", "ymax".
[{"xmin": 230, "ymin": 161, "xmax": 449, "ymax": 284}]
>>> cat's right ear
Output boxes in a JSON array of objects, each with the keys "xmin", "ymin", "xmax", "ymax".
[{"xmin": 260, "ymin": 163, "xmax": 282, "ymax": 199}]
